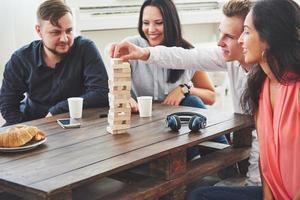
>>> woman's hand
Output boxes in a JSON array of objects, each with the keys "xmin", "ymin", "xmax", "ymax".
[
  {"xmin": 129, "ymin": 97, "xmax": 139, "ymax": 113},
  {"xmin": 163, "ymin": 87, "xmax": 185, "ymax": 106},
  {"xmin": 109, "ymin": 41, "xmax": 150, "ymax": 61},
  {"xmin": 262, "ymin": 176, "xmax": 274, "ymax": 200}
]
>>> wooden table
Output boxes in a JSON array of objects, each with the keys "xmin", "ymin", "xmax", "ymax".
[{"xmin": 0, "ymin": 104, "xmax": 254, "ymax": 200}]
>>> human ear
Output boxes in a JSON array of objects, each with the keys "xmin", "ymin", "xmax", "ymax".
[{"xmin": 35, "ymin": 24, "xmax": 42, "ymax": 38}]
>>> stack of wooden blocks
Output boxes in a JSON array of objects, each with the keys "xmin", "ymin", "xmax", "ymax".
[{"xmin": 107, "ymin": 58, "xmax": 131, "ymax": 134}]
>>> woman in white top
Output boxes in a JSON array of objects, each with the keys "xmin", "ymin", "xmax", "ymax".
[{"xmin": 128, "ymin": 0, "xmax": 216, "ymax": 112}]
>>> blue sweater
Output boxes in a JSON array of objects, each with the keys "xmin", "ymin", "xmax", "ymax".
[{"xmin": 0, "ymin": 36, "xmax": 108, "ymax": 125}]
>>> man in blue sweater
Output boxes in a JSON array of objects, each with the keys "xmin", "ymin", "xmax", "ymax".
[{"xmin": 0, "ymin": 0, "xmax": 109, "ymax": 126}]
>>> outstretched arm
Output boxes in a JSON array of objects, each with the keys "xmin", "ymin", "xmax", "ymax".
[
  {"xmin": 110, "ymin": 41, "xmax": 227, "ymax": 71},
  {"xmin": 110, "ymin": 41, "xmax": 150, "ymax": 61}
]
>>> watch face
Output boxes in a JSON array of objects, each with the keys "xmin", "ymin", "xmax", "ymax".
[{"xmin": 181, "ymin": 86, "xmax": 189, "ymax": 94}]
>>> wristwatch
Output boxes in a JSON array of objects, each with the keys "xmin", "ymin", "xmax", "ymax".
[{"xmin": 179, "ymin": 84, "xmax": 190, "ymax": 97}]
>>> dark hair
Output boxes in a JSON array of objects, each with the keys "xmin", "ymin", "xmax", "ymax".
[
  {"xmin": 138, "ymin": 0, "xmax": 193, "ymax": 83},
  {"xmin": 37, "ymin": 0, "xmax": 72, "ymax": 26},
  {"xmin": 223, "ymin": 0, "xmax": 252, "ymax": 20},
  {"xmin": 241, "ymin": 0, "xmax": 300, "ymax": 115}
]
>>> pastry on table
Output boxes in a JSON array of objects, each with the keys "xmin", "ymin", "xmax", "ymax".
[{"xmin": 0, "ymin": 125, "xmax": 45, "ymax": 148}]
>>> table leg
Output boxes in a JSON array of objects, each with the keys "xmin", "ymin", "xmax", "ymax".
[
  {"xmin": 233, "ymin": 127, "xmax": 253, "ymax": 175},
  {"xmin": 46, "ymin": 188, "xmax": 72, "ymax": 200},
  {"xmin": 150, "ymin": 149, "xmax": 187, "ymax": 199},
  {"xmin": 163, "ymin": 185, "xmax": 186, "ymax": 200}
]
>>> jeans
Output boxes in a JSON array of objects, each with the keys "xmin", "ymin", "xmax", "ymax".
[
  {"xmin": 188, "ymin": 186, "xmax": 262, "ymax": 200},
  {"xmin": 180, "ymin": 95, "xmax": 206, "ymax": 109},
  {"xmin": 180, "ymin": 96, "xmax": 228, "ymax": 160}
]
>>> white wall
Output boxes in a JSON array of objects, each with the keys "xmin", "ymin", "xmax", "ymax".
[
  {"xmin": 0, "ymin": 0, "xmax": 43, "ymax": 78},
  {"xmin": 2, "ymin": 0, "xmax": 299, "ymax": 79},
  {"xmin": 0, "ymin": 0, "xmax": 219, "ymax": 78}
]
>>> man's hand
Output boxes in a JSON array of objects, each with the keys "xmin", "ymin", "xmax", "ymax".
[
  {"xmin": 109, "ymin": 41, "xmax": 150, "ymax": 61},
  {"xmin": 45, "ymin": 112, "xmax": 52, "ymax": 118},
  {"xmin": 129, "ymin": 97, "xmax": 139, "ymax": 113},
  {"xmin": 163, "ymin": 87, "xmax": 185, "ymax": 106}
]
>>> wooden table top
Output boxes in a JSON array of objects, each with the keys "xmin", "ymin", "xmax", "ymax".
[{"xmin": 0, "ymin": 104, "xmax": 253, "ymax": 199}]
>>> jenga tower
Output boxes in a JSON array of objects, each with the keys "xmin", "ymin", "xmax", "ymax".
[{"xmin": 107, "ymin": 58, "xmax": 131, "ymax": 134}]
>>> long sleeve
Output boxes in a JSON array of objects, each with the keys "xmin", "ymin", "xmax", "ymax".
[
  {"xmin": 48, "ymin": 41, "xmax": 109, "ymax": 115},
  {"xmin": 0, "ymin": 54, "xmax": 27, "ymax": 125},
  {"xmin": 147, "ymin": 45, "xmax": 228, "ymax": 72}
]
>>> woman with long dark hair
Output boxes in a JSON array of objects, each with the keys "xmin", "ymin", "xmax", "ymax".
[
  {"xmin": 127, "ymin": 0, "xmax": 216, "ymax": 112},
  {"xmin": 239, "ymin": 0, "xmax": 300, "ymax": 199},
  {"xmin": 189, "ymin": 0, "xmax": 300, "ymax": 199}
]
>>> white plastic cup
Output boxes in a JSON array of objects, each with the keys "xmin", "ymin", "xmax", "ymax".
[
  {"xmin": 137, "ymin": 96, "xmax": 153, "ymax": 117},
  {"xmin": 68, "ymin": 97, "xmax": 83, "ymax": 119}
]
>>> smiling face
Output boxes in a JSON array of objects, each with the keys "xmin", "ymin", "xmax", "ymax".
[
  {"xmin": 217, "ymin": 16, "xmax": 245, "ymax": 63},
  {"xmin": 142, "ymin": 6, "xmax": 164, "ymax": 47},
  {"xmin": 238, "ymin": 11, "xmax": 268, "ymax": 65},
  {"xmin": 36, "ymin": 13, "xmax": 74, "ymax": 57}
]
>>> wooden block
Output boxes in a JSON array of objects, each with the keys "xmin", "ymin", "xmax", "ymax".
[
  {"xmin": 112, "ymin": 62, "xmax": 130, "ymax": 69},
  {"xmin": 108, "ymin": 94, "xmax": 130, "ymax": 101},
  {"xmin": 109, "ymin": 98, "xmax": 130, "ymax": 104},
  {"xmin": 109, "ymin": 90, "xmax": 131, "ymax": 95},
  {"xmin": 108, "ymin": 115, "xmax": 130, "ymax": 121},
  {"xmin": 113, "ymin": 68, "xmax": 131, "ymax": 73},
  {"xmin": 110, "ymin": 80, "xmax": 131, "ymax": 86},
  {"xmin": 109, "ymin": 85, "xmax": 131, "ymax": 92},
  {"xmin": 108, "ymin": 124, "xmax": 130, "ymax": 130},
  {"xmin": 108, "ymin": 114, "xmax": 131, "ymax": 121},
  {"xmin": 108, "ymin": 109, "xmax": 131, "ymax": 119},
  {"xmin": 109, "ymin": 87, "xmax": 131, "ymax": 93},
  {"xmin": 109, "ymin": 107, "xmax": 131, "ymax": 114},
  {"xmin": 112, "ymin": 72, "xmax": 131, "ymax": 78},
  {"xmin": 106, "ymin": 126, "xmax": 128, "ymax": 134},
  {"xmin": 108, "ymin": 110, "xmax": 131, "ymax": 118},
  {"xmin": 108, "ymin": 92, "xmax": 130, "ymax": 97},
  {"xmin": 108, "ymin": 120, "xmax": 131, "ymax": 126},
  {"xmin": 109, "ymin": 103, "xmax": 130, "ymax": 111},
  {"xmin": 108, "ymin": 93, "xmax": 131, "ymax": 101},
  {"xmin": 109, "ymin": 105, "xmax": 130, "ymax": 112},
  {"xmin": 108, "ymin": 98, "xmax": 131, "ymax": 106},
  {"xmin": 108, "ymin": 116, "xmax": 131, "ymax": 126},
  {"xmin": 109, "ymin": 85, "xmax": 131, "ymax": 90},
  {"xmin": 109, "ymin": 102, "xmax": 129, "ymax": 107},
  {"xmin": 112, "ymin": 58, "xmax": 123, "ymax": 65},
  {"xmin": 108, "ymin": 84, "xmax": 131, "ymax": 92},
  {"xmin": 111, "ymin": 77, "xmax": 131, "ymax": 82},
  {"xmin": 108, "ymin": 120, "xmax": 131, "ymax": 127},
  {"xmin": 109, "ymin": 102, "xmax": 130, "ymax": 109},
  {"xmin": 108, "ymin": 80, "xmax": 131, "ymax": 87},
  {"xmin": 115, "ymin": 77, "xmax": 131, "ymax": 81}
]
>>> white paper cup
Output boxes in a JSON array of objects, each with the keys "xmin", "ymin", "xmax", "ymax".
[
  {"xmin": 68, "ymin": 97, "xmax": 83, "ymax": 119},
  {"xmin": 137, "ymin": 96, "xmax": 153, "ymax": 117}
]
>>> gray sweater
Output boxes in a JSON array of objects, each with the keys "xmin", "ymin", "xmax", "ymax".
[{"xmin": 126, "ymin": 35, "xmax": 195, "ymax": 101}]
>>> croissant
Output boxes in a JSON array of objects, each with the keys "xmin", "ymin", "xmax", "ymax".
[{"xmin": 0, "ymin": 125, "xmax": 46, "ymax": 148}]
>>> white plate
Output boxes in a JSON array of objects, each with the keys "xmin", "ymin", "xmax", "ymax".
[{"xmin": 0, "ymin": 138, "xmax": 47, "ymax": 153}]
